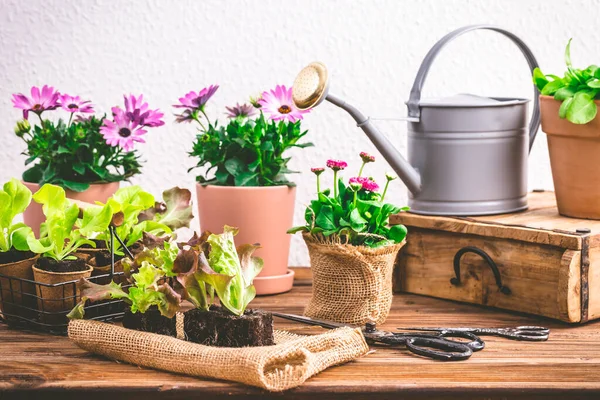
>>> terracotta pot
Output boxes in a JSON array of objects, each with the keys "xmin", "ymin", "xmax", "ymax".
[
  {"xmin": 22, "ymin": 181, "xmax": 120, "ymax": 237},
  {"xmin": 0, "ymin": 254, "xmax": 39, "ymax": 320},
  {"xmin": 32, "ymin": 263, "xmax": 93, "ymax": 316},
  {"xmin": 196, "ymin": 184, "xmax": 296, "ymax": 295},
  {"xmin": 541, "ymin": 95, "xmax": 600, "ymax": 218}
]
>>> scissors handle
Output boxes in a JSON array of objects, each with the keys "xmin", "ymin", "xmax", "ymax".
[
  {"xmin": 406, "ymin": 337, "xmax": 473, "ymax": 361},
  {"xmin": 437, "ymin": 331, "xmax": 485, "ymax": 351}
]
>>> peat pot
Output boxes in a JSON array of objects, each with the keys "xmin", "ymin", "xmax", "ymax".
[
  {"xmin": 0, "ymin": 252, "xmax": 39, "ymax": 320},
  {"xmin": 196, "ymin": 184, "xmax": 296, "ymax": 295},
  {"xmin": 23, "ymin": 181, "xmax": 120, "ymax": 237},
  {"xmin": 541, "ymin": 95, "xmax": 600, "ymax": 219}
]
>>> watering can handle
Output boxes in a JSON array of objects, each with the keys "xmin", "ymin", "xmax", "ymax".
[{"xmin": 406, "ymin": 25, "xmax": 541, "ymax": 152}]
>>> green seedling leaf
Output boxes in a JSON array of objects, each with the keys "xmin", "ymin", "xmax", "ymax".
[
  {"xmin": 141, "ymin": 187, "xmax": 193, "ymax": 230},
  {"xmin": 559, "ymin": 97, "xmax": 574, "ymax": 119},
  {"xmin": 315, "ymin": 205, "xmax": 336, "ymax": 231},
  {"xmin": 566, "ymin": 92, "xmax": 597, "ymax": 124},
  {"xmin": 0, "ymin": 179, "xmax": 33, "ymax": 252}
]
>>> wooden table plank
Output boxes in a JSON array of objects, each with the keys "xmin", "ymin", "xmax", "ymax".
[{"xmin": 2, "ymin": 280, "xmax": 600, "ymax": 399}]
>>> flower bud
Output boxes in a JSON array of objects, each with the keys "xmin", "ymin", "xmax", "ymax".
[{"xmin": 14, "ymin": 119, "xmax": 30, "ymax": 137}]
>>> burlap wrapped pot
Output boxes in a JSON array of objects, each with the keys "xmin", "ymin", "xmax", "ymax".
[{"xmin": 303, "ymin": 233, "xmax": 405, "ymax": 325}]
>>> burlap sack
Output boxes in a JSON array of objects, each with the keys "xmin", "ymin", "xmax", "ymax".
[
  {"xmin": 303, "ymin": 233, "xmax": 405, "ymax": 325},
  {"xmin": 68, "ymin": 319, "xmax": 369, "ymax": 391}
]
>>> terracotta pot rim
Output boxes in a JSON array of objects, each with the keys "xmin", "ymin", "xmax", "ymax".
[
  {"xmin": 0, "ymin": 254, "xmax": 39, "ymax": 267},
  {"xmin": 23, "ymin": 180, "xmax": 121, "ymax": 188},
  {"xmin": 32, "ymin": 264, "xmax": 93, "ymax": 276},
  {"xmin": 196, "ymin": 183, "xmax": 295, "ymax": 191},
  {"xmin": 540, "ymin": 94, "xmax": 600, "ymax": 105}
]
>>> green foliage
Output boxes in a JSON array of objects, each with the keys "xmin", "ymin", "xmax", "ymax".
[
  {"xmin": 19, "ymin": 116, "xmax": 142, "ymax": 192},
  {"xmin": 0, "ymin": 179, "xmax": 34, "ymax": 253},
  {"xmin": 26, "ymin": 184, "xmax": 115, "ymax": 261},
  {"xmin": 533, "ymin": 39, "xmax": 600, "ymax": 124},
  {"xmin": 287, "ymin": 159, "xmax": 408, "ymax": 248},
  {"xmin": 190, "ymin": 113, "xmax": 312, "ymax": 186}
]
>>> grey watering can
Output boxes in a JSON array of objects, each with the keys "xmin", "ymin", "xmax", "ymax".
[{"xmin": 292, "ymin": 25, "xmax": 541, "ymax": 216}]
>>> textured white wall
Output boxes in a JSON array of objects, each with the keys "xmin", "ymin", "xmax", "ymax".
[{"xmin": 1, "ymin": 0, "xmax": 598, "ymax": 266}]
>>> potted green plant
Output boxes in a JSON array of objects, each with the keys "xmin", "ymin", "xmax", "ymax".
[
  {"xmin": 0, "ymin": 179, "xmax": 39, "ymax": 319},
  {"xmin": 287, "ymin": 153, "xmax": 408, "ymax": 325},
  {"xmin": 24, "ymin": 184, "xmax": 115, "ymax": 317},
  {"xmin": 178, "ymin": 85, "xmax": 312, "ymax": 295},
  {"xmin": 11, "ymin": 87, "xmax": 164, "ymax": 235},
  {"xmin": 533, "ymin": 39, "xmax": 600, "ymax": 218}
]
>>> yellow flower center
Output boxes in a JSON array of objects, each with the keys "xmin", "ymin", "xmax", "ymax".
[{"xmin": 278, "ymin": 105, "xmax": 292, "ymax": 114}]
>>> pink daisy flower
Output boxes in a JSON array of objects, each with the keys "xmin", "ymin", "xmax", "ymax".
[
  {"xmin": 326, "ymin": 159, "xmax": 348, "ymax": 171},
  {"xmin": 59, "ymin": 94, "xmax": 94, "ymax": 114},
  {"xmin": 100, "ymin": 108, "xmax": 147, "ymax": 152},
  {"xmin": 12, "ymin": 85, "xmax": 60, "ymax": 119},
  {"xmin": 225, "ymin": 103, "xmax": 257, "ymax": 119},
  {"xmin": 174, "ymin": 85, "xmax": 219, "ymax": 111},
  {"xmin": 258, "ymin": 85, "xmax": 309, "ymax": 123},
  {"xmin": 349, "ymin": 176, "xmax": 379, "ymax": 192},
  {"xmin": 311, "ymin": 167, "xmax": 325, "ymax": 175},
  {"xmin": 360, "ymin": 151, "xmax": 375, "ymax": 163},
  {"xmin": 123, "ymin": 94, "xmax": 164, "ymax": 127}
]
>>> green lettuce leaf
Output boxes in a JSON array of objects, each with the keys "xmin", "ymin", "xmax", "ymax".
[
  {"xmin": 139, "ymin": 187, "xmax": 194, "ymax": 230},
  {"xmin": 0, "ymin": 179, "xmax": 33, "ymax": 252}
]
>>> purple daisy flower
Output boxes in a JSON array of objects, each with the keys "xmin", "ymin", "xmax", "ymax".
[
  {"xmin": 258, "ymin": 85, "xmax": 309, "ymax": 123},
  {"xmin": 59, "ymin": 94, "xmax": 94, "ymax": 114},
  {"xmin": 123, "ymin": 94, "xmax": 164, "ymax": 127},
  {"xmin": 12, "ymin": 85, "xmax": 60, "ymax": 119},
  {"xmin": 174, "ymin": 85, "xmax": 219, "ymax": 111},
  {"xmin": 225, "ymin": 103, "xmax": 257, "ymax": 119},
  {"xmin": 100, "ymin": 107, "xmax": 147, "ymax": 152}
]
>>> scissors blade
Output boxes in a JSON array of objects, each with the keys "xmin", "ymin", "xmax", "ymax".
[
  {"xmin": 397, "ymin": 327, "xmax": 462, "ymax": 332},
  {"xmin": 271, "ymin": 312, "xmax": 351, "ymax": 330}
]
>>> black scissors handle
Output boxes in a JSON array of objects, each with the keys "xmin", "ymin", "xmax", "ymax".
[{"xmin": 369, "ymin": 333, "xmax": 474, "ymax": 361}]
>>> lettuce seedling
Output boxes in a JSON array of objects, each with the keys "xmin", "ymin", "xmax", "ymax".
[
  {"xmin": 67, "ymin": 261, "xmax": 182, "ymax": 319},
  {"xmin": 533, "ymin": 39, "xmax": 600, "ymax": 124},
  {"xmin": 0, "ymin": 178, "xmax": 34, "ymax": 253},
  {"xmin": 25, "ymin": 184, "xmax": 115, "ymax": 261}
]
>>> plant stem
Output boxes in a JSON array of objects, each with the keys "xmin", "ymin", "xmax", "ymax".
[
  {"xmin": 193, "ymin": 115, "xmax": 207, "ymax": 131},
  {"xmin": 381, "ymin": 180, "xmax": 391, "ymax": 201},
  {"xmin": 316, "ymin": 175, "xmax": 321, "ymax": 194},
  {"xmin": 67, "ymin": 113, "xmax": 73, "ymax": 128},
  {"xmin": 333, "ymin": 170, "xmax": 338, "ymax": 199},
  {"xmin": 200, "ymin": 109, "xmax": 212, "ymax": 127},
  {"xmin": 358, "ymin": 161, "xmax": 366, "ymax": 177},
  {"xmin": 353, "ymin": 190, "xmax": 357, "ymax": 207},
  {"xmin": 36, "ymin": 112, "xmax": 46, "ymax": 130}
]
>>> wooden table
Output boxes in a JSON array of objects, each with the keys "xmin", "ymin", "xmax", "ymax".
[{"xmin": 1, "ymin": 269, "xmax": 600, "ymax": 399}]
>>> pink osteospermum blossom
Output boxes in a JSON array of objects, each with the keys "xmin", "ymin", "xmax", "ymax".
[
  {"xmin": 100, "ymin": 107, "xmax": 147, "ymax": 152},
  {"xmin": 122, "ymin": 94, "xmax": 164, "ymax": 127},
  {"xmin": 174, "ymin": 85, "xmax": 219, "ymax": 111},
  {"xmin": 349, "ymin": 176, "xmax": 380, "ymax": 192},
  {"xmin": 326, "ymin": 159, "xmax": 348, "ymax": 171},
  {"xmin": 225, "ymin": 103, "xmax": 257, "ymax": 119},
  {"xmin": 311, "ymin": 167, "xmax": 325, "ymax": 175},
  {"xmin": 360, "ymin": 151, "xmax": 375, "ymax": 163},
  {"xmin": 258, "ymin": 85, "xmax": 309, "ymax": 123},
  {"xmin": 12, "ymin": 85, "xmax": 60, "ymax": 119},
  {"xmin": 59, "ymin": 94, "xmax": 94, "ymax": 114}
]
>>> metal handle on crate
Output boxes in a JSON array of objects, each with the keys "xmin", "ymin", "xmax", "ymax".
[
  {"xmin": 450, "ymin": 246, "xmax": 511, "ymax": 295},
  {"xmin": 406, "ymin": 24, "xmax": 541, "ymax": 152}
]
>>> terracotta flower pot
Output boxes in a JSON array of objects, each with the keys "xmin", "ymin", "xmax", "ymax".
[
  {"xmin": 196, "ymin": 184, "xmax": 296, "ymax": 295},
  {"xmin": 541, "ymin": 95, "xmax": 600, "ymax": 218},
  {"xmin": 0, "ymin": 254, "xmax": 39, "ymax": 320},
  {"xmin": 22, "ymin": 181, "xmax": 120, "ymax": 237}
]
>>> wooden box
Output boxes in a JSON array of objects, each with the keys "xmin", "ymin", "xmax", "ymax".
[{"xmin": 390, "ymin": 191, "xmax": 600, "ymax": 323}]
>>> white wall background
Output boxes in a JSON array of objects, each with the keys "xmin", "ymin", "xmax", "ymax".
[{"xmin": 1, "ymin": 0, "xmax": 598, "ymax": 266}]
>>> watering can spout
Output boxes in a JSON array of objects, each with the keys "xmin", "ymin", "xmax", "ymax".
[{"xmin": 326, "ymin": 94, "xmax": 422, "ymax": 195}]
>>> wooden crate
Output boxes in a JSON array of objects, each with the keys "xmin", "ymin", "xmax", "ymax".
[{"xmin": 390, "ymin": 191, "xmax": 600, "ymax": 323}]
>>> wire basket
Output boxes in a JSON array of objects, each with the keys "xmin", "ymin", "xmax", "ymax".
[{"xmin": 0, "ymin": 226, "xmax": 132, "ymax": 335}]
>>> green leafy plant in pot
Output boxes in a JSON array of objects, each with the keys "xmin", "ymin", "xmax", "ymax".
[
  {"xmin": 11, "ymin": 87, "xmax": 164, "ymax": 235},
  {"xmin": 533, "ymin": 40, "xmax": 600, "ymax": 218},
  {"xmin": 287, "ymin": 153, "xmax": 408, "ymax": 325},
  {"xmin": 181, "ymin": 85, "xmax": 312, "ymax": 295},
  {"xmin": 0, "ymin": 179, "xmax": 39, "ymax": 319},
  {"xmin": 24, "ymin": 184, "xmax": 115, "ymax": 319}
]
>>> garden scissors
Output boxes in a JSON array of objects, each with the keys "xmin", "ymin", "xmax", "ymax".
[
  {"xmin": 398, "ymin": 326, "xmax": 550, "ymax": 342},
  {"xmin": 271, "ymin": 312, "xmax": 485, "ymax": 361}
]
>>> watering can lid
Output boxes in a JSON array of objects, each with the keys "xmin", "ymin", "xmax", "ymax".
[{"xmin": 417, "ymin": 93, "xmax": 529, "ymax": 107}]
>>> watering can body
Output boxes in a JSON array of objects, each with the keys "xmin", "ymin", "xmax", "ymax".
[{"xmin": 407, "ymin": 96, "xmax": 531, "ymax": 215}]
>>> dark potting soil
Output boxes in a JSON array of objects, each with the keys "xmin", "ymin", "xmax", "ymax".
[
  {"xmin": 122, "ymin": 306, "xmax": 177, "ymax": 337},
  {"xmin": 36, "ymin": 257, "xmax": 89, "ymax": 273},
  {"xmin": 94, "ymin": 251, "xmax": 124, "ymax": 267},
  {"xmin": 184, "ymin": 305, "xmax": 274, "ymax": 347},
  {"xmin": 0, "ymin": 248, "xmax": 35, "ymax": 265},
  {"xmin": 78, "ymin": 239, "xmax": 107, "ymax": 250}
]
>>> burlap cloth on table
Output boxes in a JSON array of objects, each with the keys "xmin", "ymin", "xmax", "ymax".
[
  {"xmin": 68, "ymin": 318, "xmax": 369, "ymax": 392},
  {"xmin": 303, "ymin": 233, "xmax": 405, "ymax": 325}
]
